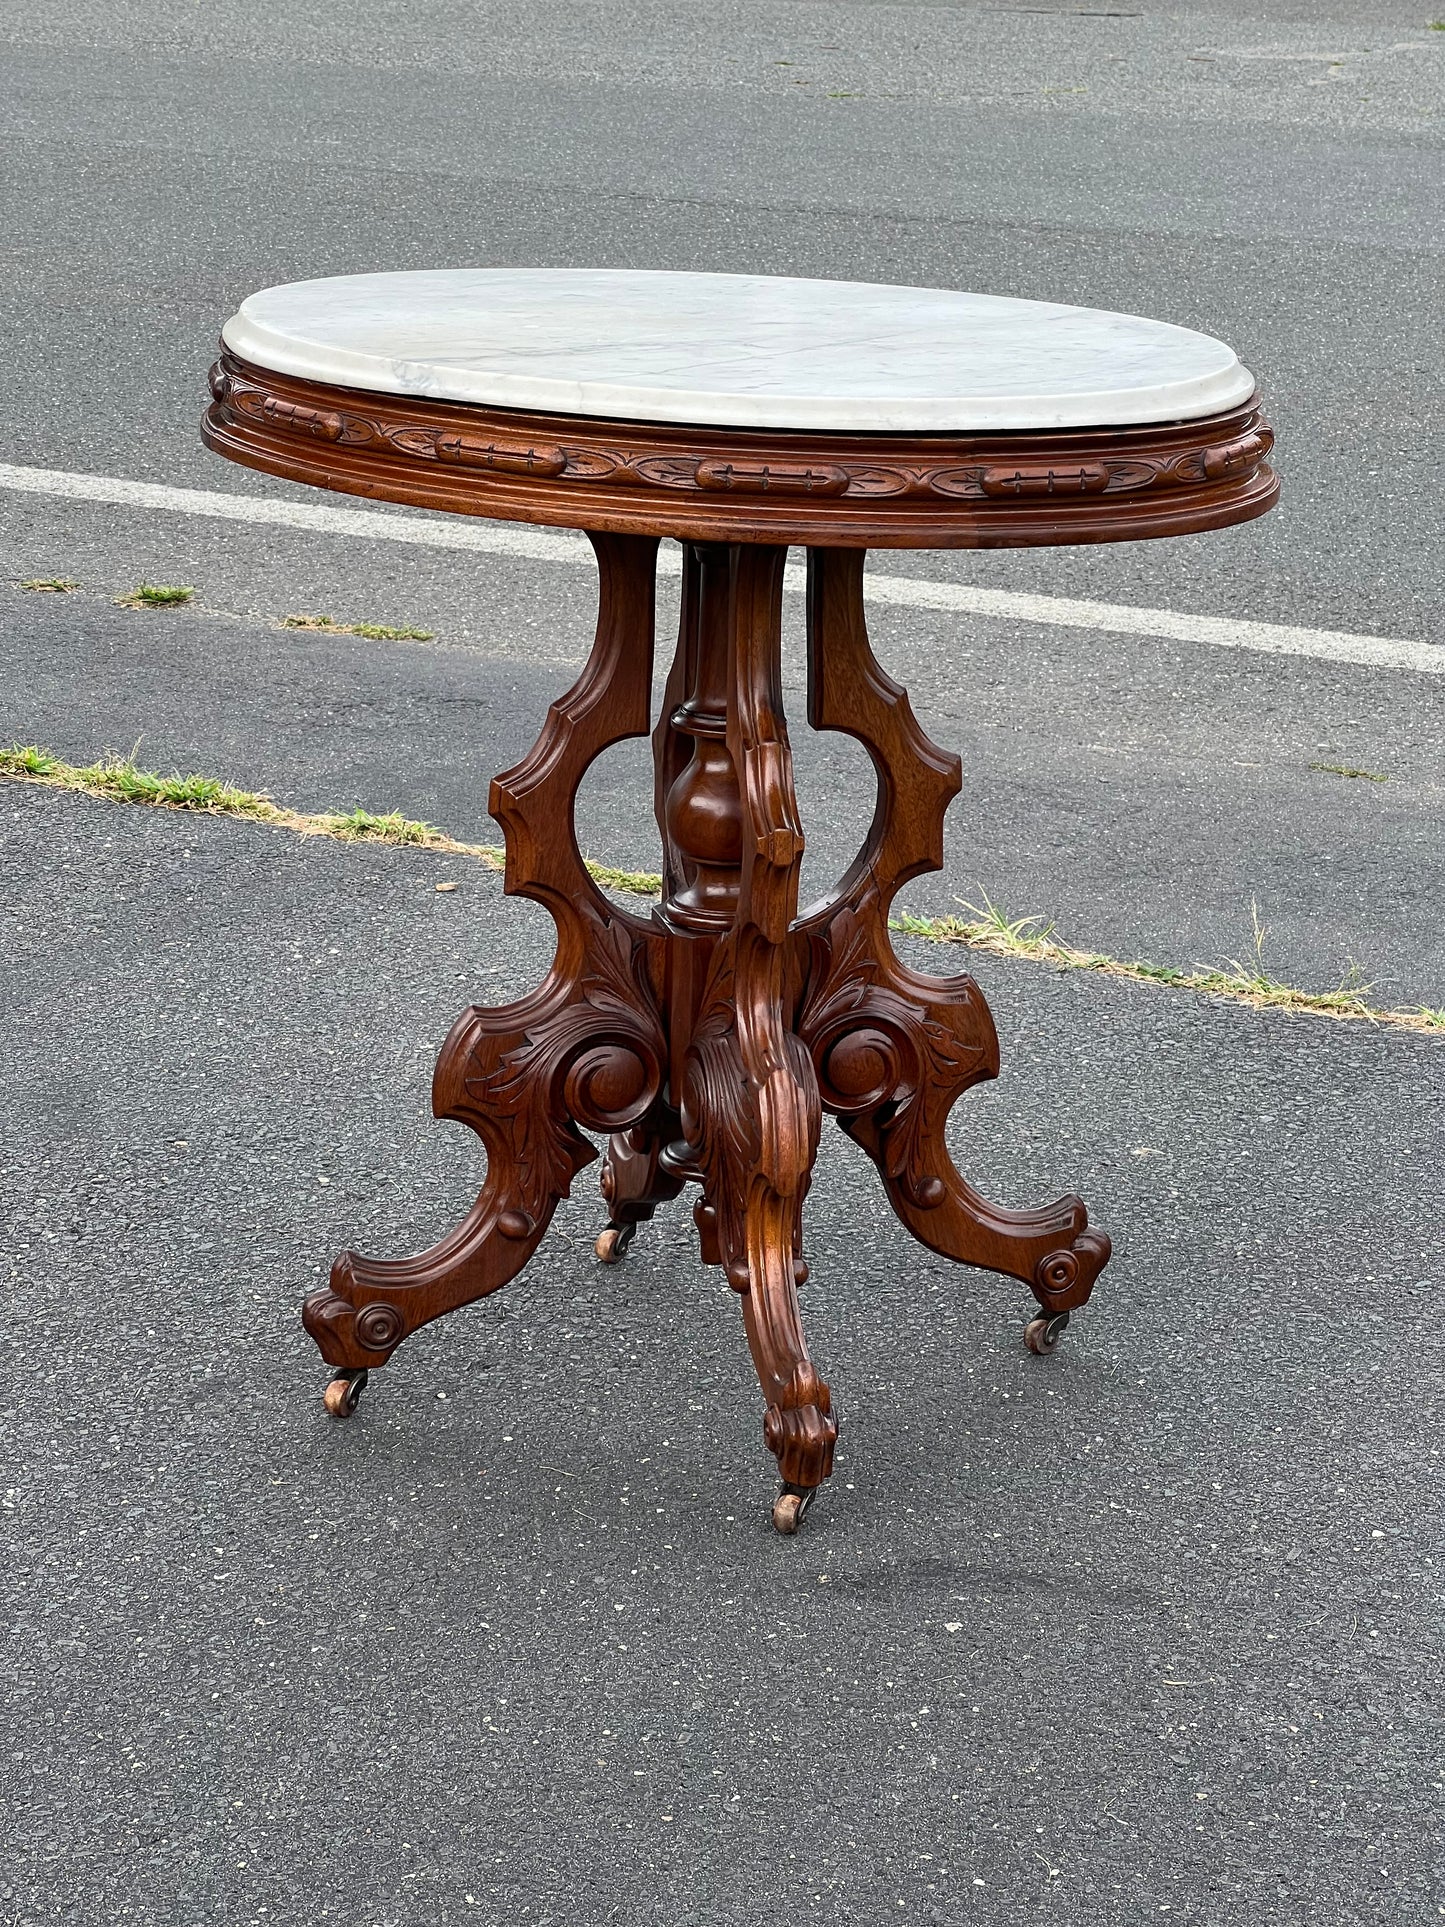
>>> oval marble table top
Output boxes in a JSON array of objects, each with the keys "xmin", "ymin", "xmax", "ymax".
[{"xmin": 221, "ymin": 269, "xmax": 1256, "ymax": 435}]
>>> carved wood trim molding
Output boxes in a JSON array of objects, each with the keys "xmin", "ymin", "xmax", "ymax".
[{"xmin": 205, "ymin": 351, "xmax": 1278, "ymax": 549}]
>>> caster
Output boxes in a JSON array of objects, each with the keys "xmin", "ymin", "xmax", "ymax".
[
  {"xmin": 771, "ymin": 1484, "xmax": 817, "ymax": 1536},
  {"xmin": 595, "ymin": 1222, "xmax": 637, "ymax": 1264},
  {"xmin": 323, "ymin": 1367, "xmax": 369, "ymax": 1418},
  {"xmin": 1024, "ymin": 1310, "xmax": 1070, "ymax": 1356}
]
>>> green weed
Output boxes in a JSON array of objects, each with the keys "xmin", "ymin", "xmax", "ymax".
[
  {"xmin": 891, "ymin": 890, "xmax": 1432, "ymax": 1036},
  {"xmin": 119, "ymin": 584, "xmax": 195, "ymax": 608},
  {"xmin": 6, "ymin": 742, "xmax": 1436, "ymax": 1038},
  {"xmin": 0, "ymin": 745, "xmax": 499, "ymax": 862},
  {"xmin": 585, "ymin": 860, "xmax": 664, "ymax": 896},
  {"xmin": 1308, "ymin": 762, "xmax": 1388, "ymax": 783},
  {"xmin": 283, "ymin": 614, "xmax": 434, "ymax": 641}
]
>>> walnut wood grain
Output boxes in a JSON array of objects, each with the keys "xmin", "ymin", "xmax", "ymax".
[{"xmin": 205, "ymin": 351, "xmax": 1278, "ymax": 550}]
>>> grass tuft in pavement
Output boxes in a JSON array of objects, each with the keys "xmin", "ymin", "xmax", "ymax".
[
  {"xmin": 117, "ymin": 584, "xmax": 195, "ymax": 608},
  {"xmin": 325, "ymin": 806, "xmax": 453, "ymax": 846},
  {"xmin": 1308, "ymin": 762, "xmax": 1388, "ymax": 783},
  {"xmin": 586, "ymin": 859, "xmax": 664, "ymax": 896},
  {"xmin": 21, "ymin": 577, "xmax": 80, "ymax": 593},
  {"xmin": 4, "ymin": 746, "xmax": 1438, "ymax": 1036},
  {"xmin": 0, "ymin": 745, "xmax": 503, "ymax": 865},
  {"xmin": 0, "ymin": 746, "xmax": 656, "ymax": 897},
  {"xmin": 282, "ymin": 613, "xmax": 435, "ymax": 641},
  {"xmin": 892, "ymin": 892, "xmax": 1441, "ymax": 1037}
]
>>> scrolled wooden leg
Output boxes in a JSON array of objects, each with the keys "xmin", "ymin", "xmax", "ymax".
[
  {"xmin": 306, "ymin": 928, "xmax": 667, "ymax": 1368},
  {"xmin": 686, "ymin": 1026, "xmax": 837, "ymax": 1513},
  {"xmin": 798, "ymin": 544, "xmax": 1112, "ymax": 1324},
  {"xmin": 304, "ymin": 531, "xmax": 668, "ymax": 1375},
  {"xmin": 845, "ymin": 1049, "xmax": 1110, "ymax": 1318},
  {"xmin": 800, "ymin": 911, "xmax": 1110, "ymax": 1314},
  {"xmin": 684, "ymin": 1000, "xmax": 834, "ymax": 1500}
]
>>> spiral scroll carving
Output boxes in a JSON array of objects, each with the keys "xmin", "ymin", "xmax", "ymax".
[
  {"xmin": 447, "ymin": 916, "xmax": 666, "ymax": 1233},
  {"xmin": 355, "ymin": 1302, "xmax": 404, "ymax": 1352}
]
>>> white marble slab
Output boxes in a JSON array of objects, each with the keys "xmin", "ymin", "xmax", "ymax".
[{"xmin": 221, "ymin": 269, "xmax": 1256, "ymax": 433}]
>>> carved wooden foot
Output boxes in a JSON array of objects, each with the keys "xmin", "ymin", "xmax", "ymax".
[
  {"xmin": 797, "ymin": 547, "xmax": 1111, "ymax": 1324},
  {"xmin": 305, "ymin": 533, "xmax": 668, "ymax": 1370}
]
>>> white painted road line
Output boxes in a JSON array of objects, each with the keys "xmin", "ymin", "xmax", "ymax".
[
  {"xmin": 2, "ymin": 461, "xmax": 1439, "ymax": 676},
  {"xmin": 853, "ymin": 576, "xmax": 1443, "ymax": 676},
  {"xmin": 0, "ymin": 462, "xmax": 588, "ymax": 565}
]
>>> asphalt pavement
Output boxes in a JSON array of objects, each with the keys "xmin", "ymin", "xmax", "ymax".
[
  {"xmin": 2, "ymin": 2, "xmax": 1442, "ymax": 1923},
  {"xmin": 3, "ymin": 784, "xmax": 1442, "ymax": 1926}
]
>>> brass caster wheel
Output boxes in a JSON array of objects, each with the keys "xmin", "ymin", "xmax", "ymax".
[
  {"xmin": 1024, "ymin": 1311, "xmax": 1070, "ymax": 1356},
  {"xmin": 771, "ymin": 1484, "xmax": 816, "ymax": 1536},
  {"xmin": 595, "ymin": 1222, "xmax": 637, "ymax": 1265},
  {"xmin": 323, "ymin": 1367, "xmax": 369, "ymax": 1418}
]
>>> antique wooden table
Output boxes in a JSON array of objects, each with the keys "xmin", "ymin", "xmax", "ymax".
[{"xmin": 203, "ymin": 269, "xmax": 1277, "ymax": 1532}]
